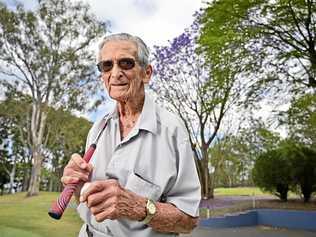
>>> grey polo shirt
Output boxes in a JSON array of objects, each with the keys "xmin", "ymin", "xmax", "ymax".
[{"xmin": 77, "ymin": 94, "xmax": 201, "ymax": 237}]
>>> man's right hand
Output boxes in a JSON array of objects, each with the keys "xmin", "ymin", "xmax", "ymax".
[{"xmin": 61, "ymin": 153, "xmax": 93, "ymax": 186}]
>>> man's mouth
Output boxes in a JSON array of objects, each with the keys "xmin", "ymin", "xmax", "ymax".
[{"xmin": 111, "ymin": 83, "xmax": 128, "ymax": 86}]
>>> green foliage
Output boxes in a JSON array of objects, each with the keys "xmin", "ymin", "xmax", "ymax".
[
  {"xmin": 200, "ymin": 0, "xmax": 316, "ymax": 105},
  {"xmin": 287, "ymin": 143, "xmax": 316, "ymax": 202},
  {"xmin": 252, "ymin": 148, "xmax": 292, "ymax": 201},
  {"xmin": 0, "ymin": 109, "xmax": 11, "ymax": 193},
  {"xmin": 42, "ymin": 107, "xmax": 92, "ymax": 191},
  {"xmin": 0, "ymin": 94, "xmax": 32, "ymax": 192},
  {"xmin": 210, "ymin": 135, "xmax": 253, "ymax": 187},
  {"xmin": 199, "ymin": 0, "xmax": 262, "ymax": 58},
  {"xmin": 0, "ymin": 97, "xmax": 92, "ymax": 192},
  {"xmin": 0, "ymin": 0, "xmax": 105, "ymax": 110},
  {"xmin": 46, "ymin": 107, "xmax": 91, "ymax": 157},
  {"xmin": 253, "ymin": 140, "xmax": 316, "ymax": 202},
  {"xmin": 0, "ymin": 166, "xmax": 9, "ymax": 195},
  {"xmin": 209, "ymin": 121, "xmax": 283, "ymax": 188},
  {"xmin": 287, "ymin": 94, "xmax": 316, "ymax": 145},
  {"xmin": 0, "ymin": 0, "xmax": 105, "ymax": 195}
]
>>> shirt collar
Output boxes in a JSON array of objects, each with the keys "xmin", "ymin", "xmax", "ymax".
[
  {"xmin": 137, "ymin": 93, "xmax": 158, "ymax": 134},
  {"xmin": 105, "ymin": 93, "xmax": 158, "ymax": 134}
]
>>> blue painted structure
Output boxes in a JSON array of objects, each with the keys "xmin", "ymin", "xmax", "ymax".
[{"xmin": 200, "ymin": 209, "xmax": 316, "ymax": 231}]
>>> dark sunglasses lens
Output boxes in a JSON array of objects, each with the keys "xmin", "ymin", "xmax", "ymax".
[
  {"xmin": 97, "ymin": 58, "xmax": 135, "ymax": 72},
  {"xmin": 97, "ymin": 61, "xmax": 113, "ymax": 72},
  {"xmin": 118, "ymin": 58, "xmax": 135, "ymax": 70}
]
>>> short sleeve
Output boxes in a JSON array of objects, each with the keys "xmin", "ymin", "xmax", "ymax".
[{"xmin": 166, "ymin": 138, "xmax": 201, "ymax": 217}]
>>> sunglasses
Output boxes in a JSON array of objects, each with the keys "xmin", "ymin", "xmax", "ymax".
[{"xmin": 97, "ymin": 58, "xmax": 136, "ymax": 73}]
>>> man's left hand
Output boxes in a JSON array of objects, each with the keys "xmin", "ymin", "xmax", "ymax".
[{"xmin": 80, "ymin": 179, "xmax": 146, "ymax": 222}]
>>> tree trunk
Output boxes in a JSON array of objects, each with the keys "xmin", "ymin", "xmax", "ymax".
[
  {"xmin": 27, "ymin": 148, "xmax": 43, "ymax": 196},
  {"xmin": 22, "ymin": 163, "xmax": 31, "ymax": 192},
  {"xmin": 22, "ymin": 172, "xmax": 29, "ymax": 192},
  {"xmin": 9, "ymin": 161, "xmax": 16, "ymax": 194},
  {"xmin": 27, "ymin": 103, "xmax": 48, "ymax": 197},
  {"xmin": 201, "ymin": 148, "xmax": 214, "ymax": 199},
  {"xmin": 308, "ymin": 47, "xmax": 316, "ymax": 88},
  {"xmin": 202, "ymin": 165, "xmax": 209, "ymax": 199},
  {"xmin": 48, "ymin": 174, "xmax": 53, "ymax": 192}
]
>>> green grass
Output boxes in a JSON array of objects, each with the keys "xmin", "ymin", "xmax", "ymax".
[
  {"xmin": 0, "ymin": 226, "xmax": 42, "ymax": 237},
  {"xmin": 214, "ymin": 187, "xmax": 267, "ymax": 196},
  {"xmin": 0, "ymin": 192, "xmax": 83, "ymax": 237},
  {"xmin": 214, "ymin": 187, "xmax": 299, "ymax": 198}
]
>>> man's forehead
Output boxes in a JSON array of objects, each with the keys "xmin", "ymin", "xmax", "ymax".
[{"xmin": 101, "ymin": 40, "xmax": 137, "ymax": 55}]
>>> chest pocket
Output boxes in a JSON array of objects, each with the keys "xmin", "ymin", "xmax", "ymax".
[{"xmin": 125, "ymin": 172, "xmax": 161, "ymax": 201}]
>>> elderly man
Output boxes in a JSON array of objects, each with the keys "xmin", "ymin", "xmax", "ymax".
[{"xmin": 61, "ymin": 33, "xmax": 201, "ymax": 237}]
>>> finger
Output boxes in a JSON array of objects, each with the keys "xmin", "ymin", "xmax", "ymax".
[
  {"xmin": 63, "ymin": 169, "xmax": 90, "ymax": 182},
  {"xmin": 80, "ymin": 182, "xmax": 91, "ymax": 196},
  {"xmin": 80, "ymin": 181, "xmax": 106, "ymax": 202},
  {"xmin": 71, "ymin": 153, "xmax": 88, "ymax": 170},
  {"xmin": 95, "ymin": 206, "xmax": 118, "ymax": 222},
  {"xmin": 61, "ymin": 176, "xmax": 80, "ymax": 185},
  {"xmin": 89, "ymin": 200, "xmax": 108, "ymax": 215},
  {"xmin": 86, "ymin": 190, "xmax": 112, "ymax": 208}
]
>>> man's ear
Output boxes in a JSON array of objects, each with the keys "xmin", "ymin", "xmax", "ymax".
[{"xmin": 142, "ymin": 64, "xmax": 153, "ymax": 84}]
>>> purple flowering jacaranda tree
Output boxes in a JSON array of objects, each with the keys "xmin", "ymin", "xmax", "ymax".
[{"xmin": 150, "ymin": 11, "xmax": 244, "ymax": 199}]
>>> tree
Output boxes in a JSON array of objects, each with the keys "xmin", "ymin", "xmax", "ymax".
[
  {"xmin": 151, "ymin": 12, "xmax": 246, "ymax": 199},
  {"xmin": 286, "ymin": 143, "xmax": 316, "ymax": 202},
  {"xmin": 209, "ymin": 121, "xmax": 282, "ymax": 188},
  {"xmin": 252, "ymin": 147, "xmax": 293, "ymax": 201},
  {"xmin": 209, "ymin": 135, "xmax": 252, "ymax": 188},
  {"xmin": 0, "ymin": 96, "xmax": 92, "ymax": 193},
  {"xmin": 286, "ymin": 94, "xmax": 316, "ymax": 146},
  {"xmin": 0, "ymin": 0, "xmax": 105, "ymax": 196},
  {"xmin": 200, "ymin": 0, "xmax": 316, "ymax": 104},
  {"xmin": 0, "ymin": 115, "xmax": 10, "ymax": 195},
  {"xmin": 239, "ymin": 120, "xmax": 282, "ymax": 155},
  {"xmin": 0, "ymin": 94, "xmax": 32, "ymax": 193},
  {"xmin": 0, "ymin": 165, "xmax": 9, "ymax": 195},
  {"xmin": 43, "ymin": 107, "xmax": 91, "ymax": 192},
  {"xmin": 253, "ymin": 139, "xmax": 316, "ymax": 202}
]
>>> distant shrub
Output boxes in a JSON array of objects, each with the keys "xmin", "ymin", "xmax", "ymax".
[
  {"xmin": 253, "ymin": 148, "xmax": 292, "ymax": 201},
  {"xmin": 253, "ymin": 141, "xmax": 316, "ymax": 202}
]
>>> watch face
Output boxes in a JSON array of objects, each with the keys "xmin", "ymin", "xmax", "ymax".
[{"xmin": 148, "ymin": 202, "xmax": 156, "ymax": 215}]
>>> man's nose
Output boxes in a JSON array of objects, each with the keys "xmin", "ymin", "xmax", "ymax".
[{"xmin": 110, "ymin": 63, "xmax": 122, "ymax": 79}]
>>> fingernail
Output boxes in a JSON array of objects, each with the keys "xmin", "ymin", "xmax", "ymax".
[{"xmin": 79, "ymin": 196, "xmax": 84, "ymax": 202}]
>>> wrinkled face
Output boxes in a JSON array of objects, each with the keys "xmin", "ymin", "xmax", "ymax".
[{"xmin": 99, "ymin": 40, "xmax": 152, "ymax": 102}]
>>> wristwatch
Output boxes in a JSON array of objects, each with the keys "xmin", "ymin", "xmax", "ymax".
[{"xmin": 143, "ymin": 199, "xmax": 156, "ymax": 224}]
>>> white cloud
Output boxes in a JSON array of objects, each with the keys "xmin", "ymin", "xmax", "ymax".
[
  {"xmin": 4, "ymin": 0, "xmax": 205, "ymax": 48},
  {"xmin": 79, "ymin": 0, "xmax": 204, "ymax": 47}
]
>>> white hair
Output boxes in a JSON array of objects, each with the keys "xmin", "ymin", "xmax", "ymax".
[{"xmin": 97, "ymin": 33, "xmax": 150, "ymax": 68}]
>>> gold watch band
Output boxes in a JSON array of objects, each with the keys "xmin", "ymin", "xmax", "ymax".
[{"xmin": 143, "ymin": 199, "xmax": 156, "ymax": 224}]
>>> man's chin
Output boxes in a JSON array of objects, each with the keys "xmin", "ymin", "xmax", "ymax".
[{"xmin": 110, "ymin": 93, "xmax": 129, "ymax": 102}]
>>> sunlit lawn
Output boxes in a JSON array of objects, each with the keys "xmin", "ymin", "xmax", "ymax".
[
  {"xmin": 0, "ymin": 192, "xmax": 82, "ymax": 237},
  {"xmin": 214, "ymin": 187, "xmax": 267, "ymax": 196},
  {"xmin": 214, "ymin": 187, "xmax": 300, "ymax": 198}
]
